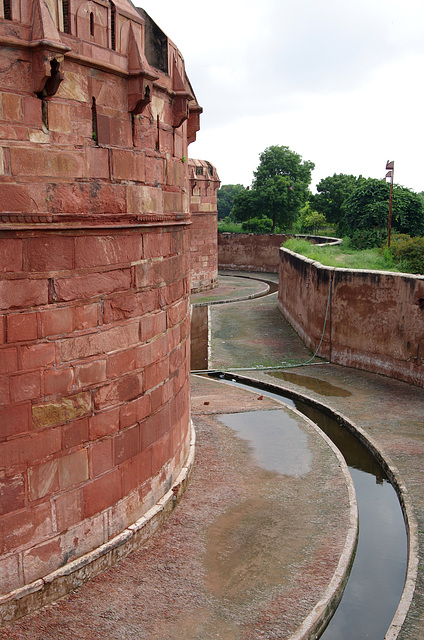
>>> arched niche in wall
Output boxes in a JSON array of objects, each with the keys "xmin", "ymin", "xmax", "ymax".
[{"xmin": 75, "ymin": 0, "xmax": 108, "ymax": 46}]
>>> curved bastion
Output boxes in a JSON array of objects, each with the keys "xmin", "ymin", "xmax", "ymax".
[{"xmin": 0, "ymin": 0, "xmax": 201, "ymax": 619}]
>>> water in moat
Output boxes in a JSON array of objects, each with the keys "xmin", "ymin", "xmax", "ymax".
[
  {"xmin": 210, "ymin": 375, "xmax": 408, "ymax": 640},
  {"xmin": 190, "ymin": 290, "xmax": 408, "ymax": 639}
]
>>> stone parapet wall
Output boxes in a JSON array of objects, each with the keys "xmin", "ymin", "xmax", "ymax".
[
  {"xmin": 189, "ymin": 159, "xmax": 219, "ymax": 292},
  {"xmin": 218, "ymin": 233, "xmax": 288, "ymax": 273},
  {"xmin": 218, "ymin": 233, "xmax": 341, "ymax": 273},
  {"xmin": 278, "ymin": 248, "xmax": 424, "ymax": 388}
]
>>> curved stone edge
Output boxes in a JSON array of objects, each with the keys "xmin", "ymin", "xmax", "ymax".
[
  {"xmin": 192, "ymin": 278, "xmax": 270, "ymax": 307},
  {"xmin": 219, "ymin": 373, "xmax": 418, "ymax": 640},
  {"xmin": 287, "ymin": 406, "xmax": 358, "ymax": 640},
  {"xmin": 196, "ymin": 373, "xmax": 358, "ymax": 639},
  {"xmin": 0, "ymin": 423, "xmax": 197, "ymax": 628}
]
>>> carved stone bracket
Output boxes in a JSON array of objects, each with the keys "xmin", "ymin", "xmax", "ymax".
[
  {"xmin": 30, "ymin": 0, "xmax": 70, "ymax": 95},
  {"xmin": 171, "ymin": 57, "xmax": 193, "ymax": 129},
  {"xmin": 187, "ymin": 104, "xmax": 202, "ymax": 144},
  {"xmin": 127, "ymin": 24, "xmax": 158, "ymax": 114},
  {"xmin": 32, "ymin": 50, "xmax": 67, "ymax": 95}
]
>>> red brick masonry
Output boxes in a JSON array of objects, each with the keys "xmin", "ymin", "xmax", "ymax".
[
  {"xmin": 0, "ymin": 0, "xmax": 200, "ymax": 602},
  {"xmin": 189, "ymin": 159, "xmax": 220, "ymax": 293}
]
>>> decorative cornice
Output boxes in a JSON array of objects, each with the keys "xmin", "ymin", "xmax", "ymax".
[{"xmin": 0, "ymin": 212, "xmax": 191, "ymax": 229}]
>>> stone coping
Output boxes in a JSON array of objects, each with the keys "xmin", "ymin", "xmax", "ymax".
[
  {"xmin": 191, "ymin": 373, "xmax": 358, "ymax": 640},
  {"xmin": 191, "ymin": 275, "xmax": 271, "ymax": 307},
  {"xmin": 286, "ymin": 404, "xmax": 358, "ymax": 640},
  {"xmin": 0, "ymin": 424, "xmax": 196, "ymax": 627}
]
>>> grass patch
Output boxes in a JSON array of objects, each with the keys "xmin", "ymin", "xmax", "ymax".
[
  {"xmin": 218, "ymin": 221, "xmax": 243, "ymax": 233},
  {"xmin": 283, "ymin": 238, "xmax": 401, "ymax": 272}
]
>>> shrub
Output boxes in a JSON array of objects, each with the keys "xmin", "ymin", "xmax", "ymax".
[
  {"xmin": 217, "ymin": 219, "xmax": 243, "ymax": 233},
  {"xmin": 388, "ymin": 234, "xmax": 424, "ymax": 274},
  {"xmin": 300, "ymin": 211, "xmax": 327, "ymax": 233},
  {"xmin": 241, "ymin": 216, "xmax": 273, "ymax": 233},
  {"xmin": 349, "ymin": 228, "xmax": 387, "ymax": 250}
]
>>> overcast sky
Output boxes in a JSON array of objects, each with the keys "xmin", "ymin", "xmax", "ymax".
[{"xmin": 139, "ymin": 0, "xmax": 424, "ymax": 193}]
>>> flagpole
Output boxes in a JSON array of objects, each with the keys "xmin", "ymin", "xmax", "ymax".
[{"xmin": 385, "ymin": 161, "xmax": 394, "ymax": 248}]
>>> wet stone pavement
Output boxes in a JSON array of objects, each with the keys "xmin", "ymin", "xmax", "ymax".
[
  {"xmin": 0, "ymin": 378, "xmax": 354, "ymax": 640},
  {"xmin": 2, "ymin": 271, "xmax": 423, "ymax": 639}
]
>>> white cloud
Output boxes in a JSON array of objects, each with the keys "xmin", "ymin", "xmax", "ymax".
[{"xmin": 138, "ymin": 0, "xmax": 424, "ymax": 192}]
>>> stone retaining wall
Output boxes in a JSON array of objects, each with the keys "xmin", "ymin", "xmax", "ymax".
[
  {"xmin": 278, "ymin": 248, "xmax": 424, "ymax": 388},
  {"xmin": 218, "ymin": 233, "xmax": 288, "ymax": 272}
]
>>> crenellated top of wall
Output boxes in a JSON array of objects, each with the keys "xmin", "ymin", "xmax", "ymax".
[
  {"xmin": 188, "ymin": 159, "xmax": 219, "ymax": 292},
  {"xmin": 0, "ymin": 0, "xmax": 202, "ymax": 227},
  {"xmin": 188, "ymin": 158, "xmax": 220, "ymax": 207}
]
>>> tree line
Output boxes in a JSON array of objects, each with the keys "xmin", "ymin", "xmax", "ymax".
[{"xmin": 217, "ymin": 145, "xmax": 424, "ymax": 244}]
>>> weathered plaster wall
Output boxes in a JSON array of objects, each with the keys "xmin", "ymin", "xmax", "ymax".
[
  {"xmin": 0, "ymin": 0, "xmax": 200, "ymax": 609},
  {"xmin": 189, "ymin": 159, "xmax": 220, "ymax": 292},
  {"xmin": 218, "ymin": 233, "xmax": 288, "ymax": 273},
  {"xmin": 218, "ymin": 233, "xmax": 339, "ymax": 273},
  {"xmin": 278, "ymin": 248, "xmax": 424, "ymax": 388}
]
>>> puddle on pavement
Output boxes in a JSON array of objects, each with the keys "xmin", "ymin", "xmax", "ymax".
[
  {"xmin": 267, "ymin": 370, "xmax": 352, "ymax": 397},
  {"xmin": 217, "ymin": 409, "xmax": 311, "ymax": 477}
]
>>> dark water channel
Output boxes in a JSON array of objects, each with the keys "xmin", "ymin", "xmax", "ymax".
[{"xmin": 208, "ymin": 374, "xmax": 407, "ymax": 640}]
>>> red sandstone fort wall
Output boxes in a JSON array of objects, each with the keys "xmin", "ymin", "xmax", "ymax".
[
  {"xmin": 0, "ymin": 0, "xmax": 200, "ymax": 614},
  {"xmin": 278, "ymin": 248, "xmax": 424, "ymax": 388},
  {"xmin": 0, "ymin": 227, "xmax": 191, "ymax": 590},
  {"xmin": 189, "ymin": 159, "xmax": 219, "ymax": 292}
]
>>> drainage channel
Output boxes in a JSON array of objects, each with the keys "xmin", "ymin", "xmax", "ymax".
[{"xmin": 207, "ymin": 372, "xmax": 408, "ymax": 640}]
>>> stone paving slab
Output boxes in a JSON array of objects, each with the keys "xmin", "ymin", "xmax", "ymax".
[
  {"xmin": 0, "ymin": 377, "xmax": 355, "ymax": 640},
  {"xmin": 191, "ymin": 275, "xmax": 270, "ymax": 306}
]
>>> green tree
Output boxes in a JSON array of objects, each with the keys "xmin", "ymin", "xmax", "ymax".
[
  {"xmin": 298, "ymin": 205, "xmax": 327, "ymax": 233},
  {"xmin": 231, "ymin": 188, "xmax": 257, "ymax": 228},
  {"xmin": 341, "ymin": 178, "xmax": 424, "ymax": 238},
  {"xmin": 233, "ymin": 145, "xmax": 314, "ymax": 232},
  {"xmin": 217, "ymin": 184, "xmax": 245, "ymax": 220},
  {"xmin": 253, "ymin": 145, "xmax": 314, "ymax": 188},
  {"xmin": 310, "ymin": 173, "xmax": 363, "ymax": 225}
]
